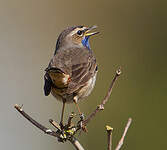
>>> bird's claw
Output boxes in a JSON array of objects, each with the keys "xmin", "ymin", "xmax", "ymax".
[
  {"xmin": 80, "ymin": 113, "xmax": 85, "ymax": 121},
  {"xmin": 59, "ymin": 122, "xmax": 64, "ymax": 130},
  {"xmin": 77, "ymin": 113, "xmax": 88, "ymax": 132}
]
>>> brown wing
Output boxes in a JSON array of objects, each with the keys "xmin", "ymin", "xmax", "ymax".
[
  {"xmin": 68, "ymin": 51, "xmax": 97, "ymax": 93},
  {"xmin": 45, "ymin": 47, "xmax": 97, "ymax": 95}
]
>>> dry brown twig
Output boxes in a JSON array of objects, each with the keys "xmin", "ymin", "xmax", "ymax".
[
  {"xmin": 14, "ymin": 104, "xmax": 84, "ymax": 149},
  {"xmin": 106, "ymin": 118, "xmax": 132, "ymax": 150},
  {"xmin": 106, "ymin": 125, "xmax": 113, "ymax": 150},
  {"xmin": 83, "ymin": 68, "xmax": 121, "ymax": 125},
  {"xmin": 14, "ymin": 68, "xmax": 132, "ymax": 150},
  {"xmin": 115, "ymin": 118, "xmax": 132, "ymax": 150}
]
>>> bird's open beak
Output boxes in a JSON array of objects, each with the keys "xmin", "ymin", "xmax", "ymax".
[{"xmin": 84, "ymin": 25, "xmax": 99, "ymax": 37}]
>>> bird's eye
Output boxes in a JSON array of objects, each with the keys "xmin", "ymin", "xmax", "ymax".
[{"xmin": 77, "ymin": 30, "xmax": 83, "ymax": 35}]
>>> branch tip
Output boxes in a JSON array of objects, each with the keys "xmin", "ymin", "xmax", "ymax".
[
  {"xmin": 14, "ymin": 104, "xmax": 19, "ymax": 109},
  {"xmin": 128, "ymin": 117, "xmax": 132, "ymax": 123},
  {"xmin": 49, "ymin": 119, "xmax": 53, "ymax": 122},
  {"xmin": 49, "ymin": 119, "xmax": 61, "ymax": 130},
  {"xmin": 106, "ymin": 125, "xmax": 113, "ymax": 132},
  {"xmin": 106, "ymin": 125, "xmax": 113, "ymax": 150},
  {"xmin": 116, "ymin": 68, "xmax": 121, "ymax": 76},
  {"xmin": 115, "ymin": 117, "xmax": 132, "ymax": 150},
  {"xmin": 14, "ymin": 104, "xmax": 23, "ymax": 111},
  {"xmin": 98, "ymin": 104, "xmax": 104, "ymax": 110}
]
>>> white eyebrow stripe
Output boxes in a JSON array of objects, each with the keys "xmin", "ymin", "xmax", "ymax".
[{"xmin": 69, "ymin": 27, "xmax": 87, "ymax": 36}]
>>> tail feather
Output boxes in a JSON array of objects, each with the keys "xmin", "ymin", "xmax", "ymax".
[{"xmin": 44, "ymin": 73, "xmax": 52, "ymax": 96}]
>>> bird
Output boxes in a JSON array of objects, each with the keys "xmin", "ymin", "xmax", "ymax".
[{"xmin": 44, "ymin": 25, "xmax": 99, "ymax": 127}]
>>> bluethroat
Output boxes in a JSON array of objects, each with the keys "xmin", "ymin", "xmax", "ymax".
[{"xmin": 44, "ymin": 25, "xmax": 99, "ymax": 126}]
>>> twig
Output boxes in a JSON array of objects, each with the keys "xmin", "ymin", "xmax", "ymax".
[
  {"xmin": 106, "ymin": 125, "xmax": 113, "ymax": 150},
  {"xmin": 67, "ymin": 112, "xmax": 75, "ymax": 127},
  {"xmin": 14, "ymin": 104, "xmax": 59, "ymax": 137},
  {"xmin": 115, "ymin": 118, "xmax": 132, "ymax": 150},
  {"xmin": 49, "ymin": 119, "xmax": 61, "ymax": 131},
  {"xmin": 83, "ymin": 68, "xmax": 121, "ymax": 125},
  {"xmin": 14, "ymin": 104, "xmax": 84, "ymax": 150},
  {"xmin": 70, "ymin": 137, "xmax": 85, "ymax": 150}
]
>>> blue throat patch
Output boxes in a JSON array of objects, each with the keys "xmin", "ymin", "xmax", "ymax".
[{"xmin": 82, "ymin": 36, "xmax": 91, "ymax": 50}]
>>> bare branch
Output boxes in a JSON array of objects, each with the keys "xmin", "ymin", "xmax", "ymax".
[
  {"xmin": 49, "ymin": 119, "xmax": 61, "ymax": 131},
  {"xmin": 83, "ymin": 68, "xmax": 121, "ymax": 125},
  {"xmin": 70, "ymin": 137, "xmax": 85, "ymax": 150},
  {"xmin": 115, "ymin": 118, "xmax": 132, "ymax": 150},
  {"xmin": 67, "ymin": 112, "xmax": 75, "ymax": 127},
  {"xmin": 14, "ymin": 104, "xmax": 84, "ymax": 150},
  {"xmin": 14, "ymin": 104, "xmax": 59, "ymax": 137},
  {"xmin": 106, "ymin": 125, "xmax": 113, "ymax": 150}
]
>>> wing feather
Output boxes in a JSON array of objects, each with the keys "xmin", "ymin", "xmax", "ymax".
[{"xmin": 44, "ymin": 47, "xmax": 97, "ymax": 95}]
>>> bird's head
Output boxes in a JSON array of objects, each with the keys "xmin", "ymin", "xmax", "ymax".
[{"xmin": 55, "ymin": 25, "xmax": 99, "ymax": 53}]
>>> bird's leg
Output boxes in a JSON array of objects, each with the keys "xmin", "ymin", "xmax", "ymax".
[
  {"xmin": 60, "ymin": 100, "xmax": 65, "ymax": 129},
  {"xmin": 73, "ymin": 96, "xmax": 81, "ymax": 115},
  {"xmin": 74, "ymin": 97, "xmax": 88, "ymax": 132}
]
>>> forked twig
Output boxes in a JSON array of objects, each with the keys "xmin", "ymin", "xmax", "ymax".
[
  {"xmin": 14, "ymin": 104, "xmax": 84, "ymax": 150},
  {"xmin": 49, "ymin": 119, "xmax": 61, "ymax": 131},
  {"xmin": 14, "ymin": 104, "xmax": 59, "ymax": 137},
  {"xmin": 83, "ymin": 68, "xmax": 121, "ymax": 125}
]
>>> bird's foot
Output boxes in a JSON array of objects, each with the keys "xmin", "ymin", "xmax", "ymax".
[
  {"xmin": 59, "ymin": 121, "xmax": 65, "ymax": 130},
  {"xmin": 80, "ymin": 113, "xmax": 85, "ymax": 120},
  {"xmin": 77, "ymin": 113, "xmax": 88, "ymax": 132}
]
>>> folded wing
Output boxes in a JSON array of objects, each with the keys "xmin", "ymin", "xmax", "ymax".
[{"xmin": 44, "ymin": 47, "xmax": 97, "ymax": 96}]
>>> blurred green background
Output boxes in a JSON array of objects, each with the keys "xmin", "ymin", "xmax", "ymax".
[{"xmin": 0, "ymin": 0, "xmax": 167, "ymax": 149}]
